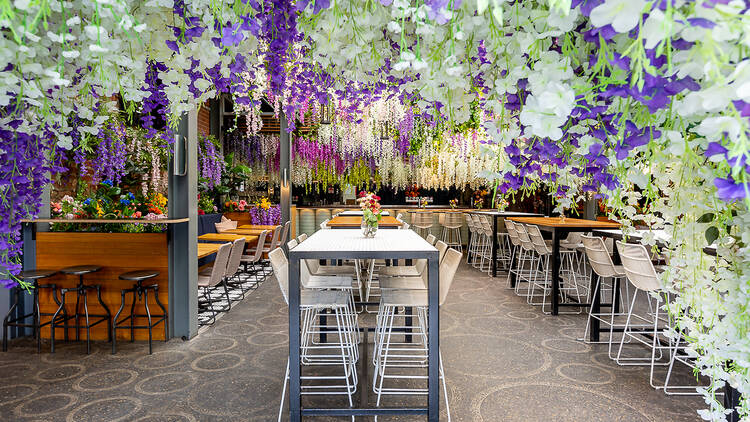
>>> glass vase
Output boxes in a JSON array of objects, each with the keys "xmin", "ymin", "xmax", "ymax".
[{"xmin": 361, "ymin": 220, "xmax": 378, "ymax": 237}]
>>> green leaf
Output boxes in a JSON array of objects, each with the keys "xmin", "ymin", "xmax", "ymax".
[
  {"xmin": 697, "ymin": 213, "xmax": 714, "ymax": 223},
  {"xmin": 705, "ymin": 226, "xmax": 719, "ymax": 245}
]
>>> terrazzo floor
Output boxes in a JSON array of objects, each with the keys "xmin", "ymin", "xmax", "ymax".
[{"xmin": 0, "ymin": 262, "xmax": 704, "ymax": 421}]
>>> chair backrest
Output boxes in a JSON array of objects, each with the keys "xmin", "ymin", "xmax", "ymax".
[
  {"xmin": 269, "ymin": 247, "xmax": 289, "ymax": 304},
  {"xmin": 320, "ymin": 219, "xmax": 329, "ymax": 229},
  {"xmin": 616, "ymin": 241, "xmax": 661, "ymax": 292},
  {"xmin": 267, "ymin": 225, "xmax": 282, "ymax": 250},
  {"xmin": 425, "ymin": 234, "xmax": 437, "ymax": 245},
  {"xmin": 225, "ymin": 238, "xmax": 246, "ymax": 278},
  {"xmin": 208, "ymin": 242, "xmax": 232, "ymax": 287},
  {"xmin": 397, "ymin": 213, "xmax": 404, "ymax": 221},
  {"xmin": 287, "ymin": 239, "xmax": 298, "ymax": 250},
  {"xmin": 439, "ymin": 248, "xmax": 463, "ymax": 306},
  {"xmin": 581, "ymin": 235, "xmax": 619, "ymax": 278},
  {"xmin": 414, "ymin": 212, "xmax": 433, "ymax": 228},
  {"xmin": 564, "ymin": 232, "xmax": 582, "ymax": 245},
  {"xmin": 420, "ymin": 241, "xmax": 450, "ymax": 284},
  {"xmin": 250, "ymin": 230, "xmax": 270, "ymax": 262},
  {"xmin": 401, "ymin": 222, "xmax": 410, "ymax": 230},
  {"xmin": 298, "ymin": 233, "xmax": 308, "ymax": 242},
  {"xmin": 479, "ymin": 214, "xmax": 492, "ymax": 234},
  {"xmin": 505, "ymin": 220, "xmax": 521, "ymax": 246},
  {"xmin": 514, "ymin": 223, "xmax": 534, "ymax": 251},
  {"xmin": 525, "ymin": 224, "xmax": 551, "ymax": 255},
  {"xmin": 445, "ymin": 212, "xmax": 463, "ymax": 228},
  {"xmin": 464, "ymin": 213, "xmax": 474, "ymax": 232},
  {"xmin": 280, "ymin": 221, "xmax": 291, "ymax": 243}
]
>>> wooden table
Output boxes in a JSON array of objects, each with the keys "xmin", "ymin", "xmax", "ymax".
[
  {"xmin": 508, "ymin": 217, "xmax": 620, "ymax": 315},
  {"xmin": 224, "ymin": 228, "xmax": 273, "ymax": 237},
  {"xmin": 198, "ymin": 233, "xmax": 259, "ymax": 246},
  {"xmin": 198, "ymin": 243, "xmax": 222, "ymax": 259},
  {"xmin": 326, "ymin": 215, "xmax": 403, "ymax": 229},
  {"xmin": 288, "ymin": 229, "xmax": 439, "ymax": 420},
  {"xmin": 238, "ymin": 224, "xmax": 279, "ymax": 230},
  {"xmin": 468, "ymin": 211, "xmax": 544, "ymax": 276},
  {"xmin": 337, "ymin": 210, "xmax": 390, "ymax": 216}
]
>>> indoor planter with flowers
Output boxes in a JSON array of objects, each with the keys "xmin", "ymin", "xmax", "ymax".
[{"xmin": 358, "ymin": 191, "xmax": 382, "ymax": 238}]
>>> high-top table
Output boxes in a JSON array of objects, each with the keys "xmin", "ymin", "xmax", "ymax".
[
  {"xmin": 467, "ymin": 211, "xmax": 544, "ymax": 276},
  {"xmin": 288, "ymin": 229, "xmax": 440, "ymax": 421},
  {"xmin": 507, "ymin": 217, "xmax": 620, "ymax": 315},
  {"xmin": 326, "ymin": 215, "xmax": 403, "ymax": 229}
]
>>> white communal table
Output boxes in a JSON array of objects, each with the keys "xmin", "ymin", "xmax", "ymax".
[{"xmin": 286, "ymin": 229, "xmax": 440, "ymax": 421}]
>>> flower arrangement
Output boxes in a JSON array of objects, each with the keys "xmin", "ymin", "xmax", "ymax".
[
  {"xmin": 358, "ymin": 191, "xmax": 382, "ymax": 237},
  {"xmin": 495, "ymin": 197, "xmax": 509, "ymax": 212},
  {"xmin": 224, "ymin": 200, "xmax": 239, "ymax": 212},
  {"xmin": 419, "ymin": 197, "xmax": 429, "ymax": 209},
  {"xmin": 473, "ymin": 189, "xmax": 488, "ymax": 209},
  {"xmin": 449, "ymin": 199, "xmax": 458, "ymax": 209},
  {"xmin": 49, "ymin": 181, "xmax": 167, "ymax": 233},
  {"xmin": 405, "ymin": 185, "xmax": 420, "ymax": 198},
  {"xmin": 249, "ymin": 197, "xmax": 281, "ymax": 225}
]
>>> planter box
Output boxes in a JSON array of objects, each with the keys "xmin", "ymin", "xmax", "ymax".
[
  {"xmin": 223, "ymin": 211, "xmax": 252, "ymax": 226},
  {"xmin": 36, "ymin": 232, "xmax": 169, "ymax": 341}
]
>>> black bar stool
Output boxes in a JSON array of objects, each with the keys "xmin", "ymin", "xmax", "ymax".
[
  {"xmin": 2, "ymin": 270, "xmax": 61, "ymax": 352},
  {"xmin": 51, "ymin": 265, "xmax": 111, "ymax": 354},
  {"xmin": 112, "ymin": 270, "xmax": 168, "ymax": 354}
]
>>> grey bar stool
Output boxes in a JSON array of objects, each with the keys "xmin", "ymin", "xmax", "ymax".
[
  {"xmin": 2, "ymin": 269, "xmax": 62, "ymax": 352},
  {"xmin": 51, "ymin": 265, "xmax": 111, "ymax": 354},
  {"xmin": 112, "ymin": 270, "xmax": 167, "ymax": 354}
]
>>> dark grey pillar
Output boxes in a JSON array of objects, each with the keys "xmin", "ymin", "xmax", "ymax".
[
  {"xmin": 169, "ymin": 110, "xmax": 199, "ymax": 340},
  {"xmin": 583, "ymin": 198, "xmax": 597, "ymax": 221},
  {"xmin": 280, "ymin": 112, "xmax": 291, "ymax": 226}
]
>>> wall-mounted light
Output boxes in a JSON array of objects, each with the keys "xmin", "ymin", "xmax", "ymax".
[
  {"xmin": 173, "ymin": 134, "xmax": 187, "ymax": 176},
  {"xmin": 282, "ymin": 168, "xmax": 289, "ymax": 188}
]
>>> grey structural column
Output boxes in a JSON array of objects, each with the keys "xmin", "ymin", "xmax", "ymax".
[
  {"xmin": 168, "ymin": 110, "xmax": 199, "ymax": 340},
  {"xmin": 279, "ymin": 111, "xmax": 291, "ymax": 226},
  {"xmin": 583, "ymin": 197, "xmax": 597, "ymax": 220}
]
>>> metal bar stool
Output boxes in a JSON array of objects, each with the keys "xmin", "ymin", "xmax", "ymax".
[
  {"xmin": 2, "ymin": 270, "xmax": 62, "ymax": 352},
  {"xmin": 50, "ymin": 265, "xmax": 111, "ymax": 354},
  {"xmin": 112, "ymin": 270, "xmax": 168, "ymax": 355}
]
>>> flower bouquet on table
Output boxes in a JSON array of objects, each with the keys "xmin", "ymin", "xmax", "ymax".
[
  {"xmin": 357, "ymin": 191, "xmax": 382, "ymax": 237},
  {"xmin": 495, "ymin": 197, "xmax": 509, "ymax": 212},
  {"xmin": 449, "ymin": 199, "xmax": 458, "ymax": 209}
]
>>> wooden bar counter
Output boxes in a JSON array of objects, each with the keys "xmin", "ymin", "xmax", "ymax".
[{"xmin": 35, "ymin": 232, "xmax": 169, "ymax": 341}]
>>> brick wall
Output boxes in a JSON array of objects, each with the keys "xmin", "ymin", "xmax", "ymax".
[{"xmin": 198, "ymin": 104, "xmax": 210, "ymax": 136}]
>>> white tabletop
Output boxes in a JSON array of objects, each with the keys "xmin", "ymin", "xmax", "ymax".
[{"xmin": 290, "ymin": 229, "xmax": 437, "ymax": 259}]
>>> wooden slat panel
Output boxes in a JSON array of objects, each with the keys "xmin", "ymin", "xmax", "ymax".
[{"xmin": 35, "ymin": 232, "xmax": 169, "ymax": 341}]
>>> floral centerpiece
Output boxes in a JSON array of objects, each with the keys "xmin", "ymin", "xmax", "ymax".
[
  {"xmin": 419, "ymin": 197, "xmax": 429, "ymax": 209},
  {"xmin": 449, "ymin": 199, "xmax": 458, "ymax": 209},
  {"xmin": 357, "ymin": 191, "xmax": 382, "ymax": 237},
  {"xmin": 249, "ymin": 197, "xmax": 281, "ymax": 225},
  {"xmin": 495, "ymin": 197, "xmax": 509, "ymax": 212},
  {"xmin": 224, "ymin": 199, "xmax": 248, "ymax": 212}
]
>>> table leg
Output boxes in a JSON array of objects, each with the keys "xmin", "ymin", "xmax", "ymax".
[
  {"xmin": 551, "ymin": 230, "xmax": 560, "ymax": 315},
  {"xmin": 288, "ymin": 258, "xmax": 302, "ymax": 422},
  {"xmin": 427, "ymin": 253, "xmax": 440, "ymax": 422},
  {"xmin": 491, "ymin": 216, "xmax": 498, "ymax": 277},
  {"xmin": 588, "ymin": 267, "xmax": 600, "ymax": 342}
]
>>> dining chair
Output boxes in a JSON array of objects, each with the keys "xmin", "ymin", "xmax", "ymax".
[
  {"xmin": 270, "ymin": 248, "xmax": 358, "ymax": 422},
  {"xmin": 240, "ymin": 230, "xmax": 270, "ymax": 285},
  {"xmin": 372, "ymin": 248, "xmax": 462, "ymax": 421},
  {"xmin": 441, "ymin": 212, "xmax": 463, "ymax": 252},
  {"xmin": 197, "ymin": 242, "xmax": 232, "ymax": 326},
  {"xmin": 615, "ymin": 240, "xmax": 687, "ymax": 393},
  {"xmin": 298, "ymin": 233, "xmax": 308, "ymax": 242},
  {"xmin": 280, "ymin": 221, "xmax": 291, "ymax": 245},
  {"xmin": 319, "ymin": 219, "xmax": 330, "ymax": 229},
  {"xmin": 425, "ymin": 233, "xmax": 437, "ymax": 246},
  {"xmin": 524, "ymin": 224, "xmax": 582, "ymax": 314},
  {"xmin": 222, "ymin": 238, "xmax": 248, "ymax": 300},
  {"xmin": 579, "ymin": 235, "xmax": 628, "ymax": 351}
]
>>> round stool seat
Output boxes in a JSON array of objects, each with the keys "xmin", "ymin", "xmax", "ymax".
[
  {"xmin": 19, "ymin": 269, "xmax": 57, "ymax": 280},
  {"xmin": 61, "ymin": 265, "xmax": 102, "ymax": 275},
  {"xmin": 119, "ymin": 270, "xmax": 159, "ymax": 282}
]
